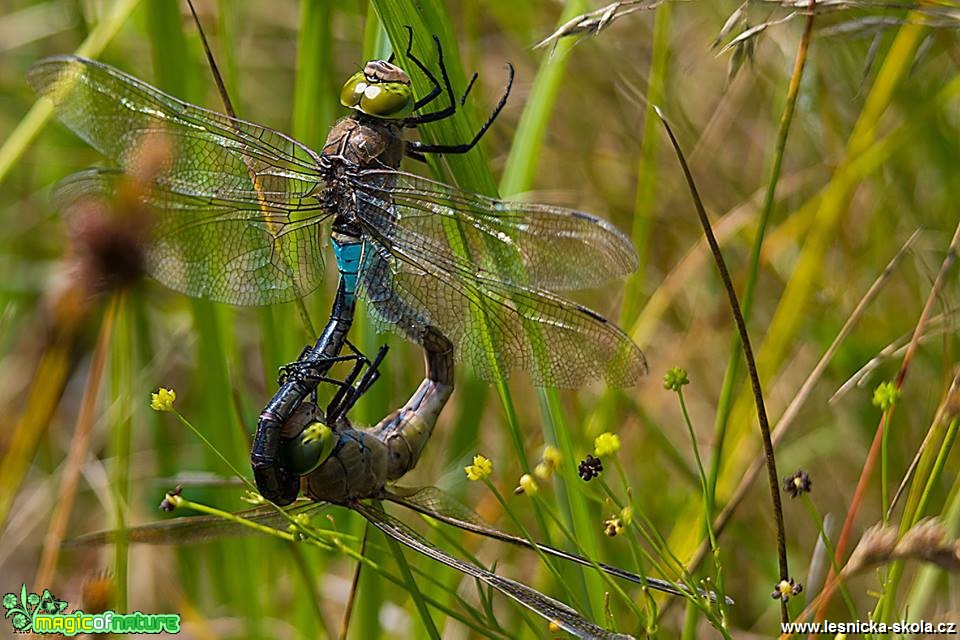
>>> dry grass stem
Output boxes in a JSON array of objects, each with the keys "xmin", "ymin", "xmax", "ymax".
[{"xmin": 844, "ymin": 519, "xmax": 960, "ymax": 577}]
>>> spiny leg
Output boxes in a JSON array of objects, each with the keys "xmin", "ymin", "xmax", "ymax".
[
  {"xmin": 324, "ymin": 340, "xmax": 377, "ymax": 419},
  {"xmin": 460, "ymin": 71, "xmax": 479, "ymax": 106},
  {"xmin": 278, "ymin": 352, "xmax": 362, "ymax": 386},
  {"xmin": 405, "ymin": 63, "xmax": 514, "ymax": 156},
  {"xmin": 399, "ymin": 26, "xmax": 444, "ymax": 111},
  {"xmin": 403, "ymin": 34, "xmax": 458, "ymax": 125},
  {"xmin": 327, "ymin": 344, "xmax": 389, "ymax": 422}
]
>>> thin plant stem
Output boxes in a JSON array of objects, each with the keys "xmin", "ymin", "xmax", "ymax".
[
  {"xmin": 656, "ymin": 109, "xmax": 789, "ymax": 623},
  {"xmin": 110, "ymin": 292, "xmax": 132, "ymax": 613},
  {"xmin": 676, "ymin": 384, "xmax": 728, "ymax": 639},
  {"xmin": 599, "ymin": 473, "xmax": 729, "ymax": 636},
  {"xmin": 875, "ymin": 415, "xmax": 960, "ymax": 623},
  {"xmin": 481, "ymin": 478, "xmax": 585, "ymax": 612},
  {"xmin": 172, "ymin": 411, "xmax": 256, "ymax": 493},
  {"xmin": 677, "ymin": 388, "xmax": 716, "ymax": 550},
  {"xmin": 33, "ymin": 296, "xmax": 118, "ymax": 590},
  {"xmin": 525, "ymin": 489, "xmax": 649, "ymax": 624},
  {"xmin": 686, "ymin": 229, "xmax": 919, "ymax": 573},
  {"xmin": 881, "ymin": 405, "xmax": 891, "ymax": 524},
  {"xmin": 338, "ymin": 523, "xmax": 370, "ymax": 640},
  {"xmin": 912, "ymin": 417, "xmax": 960, "ymax": 529},
  {"xmin": 596, "ymin": 479, "xmax": 694, "ymax": 595},
  {"xmin": 377, "ymin": 513, "xmax": 443, "ymax": 640}
]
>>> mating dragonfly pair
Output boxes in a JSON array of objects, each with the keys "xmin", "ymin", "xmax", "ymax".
[
  {"xmin": 32, "ymin": 26, "xmax": 678, "ymax": 639},
  {"xmin": 75, "ymin": 340, "xmax": 708, "ymax": 639},
  {"xmin": 32, "ymin": 30, "xmax": 647, "ymax": 507}
]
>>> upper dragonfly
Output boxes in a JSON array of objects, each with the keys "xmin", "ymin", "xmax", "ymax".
[{"xmin": 29, "ymin": 33, "xmax": 647, "ymax": 389}]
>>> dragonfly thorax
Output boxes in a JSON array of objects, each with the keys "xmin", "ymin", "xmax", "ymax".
[
  {"xmin": 321, "ymin": 115, "xmax": 404, "ymax": 170},
  {"xmin": 321, "ymin": 114, "xmax": 405, "ymax": 236}
]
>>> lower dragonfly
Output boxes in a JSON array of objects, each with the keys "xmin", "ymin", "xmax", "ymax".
[
  {"xmin": 74, "ymin": 338, "xmax": 719, "ymax": 640},
  {"xmin": 31, "ymin": 28, "xmax": 648, "ymax": 506}
]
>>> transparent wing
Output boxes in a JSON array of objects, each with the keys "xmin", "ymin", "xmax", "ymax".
[
  {"xmin": 31, "ymin": 56, "xmax": 329, "ymax": 305},
  {"xmin": 29, "ymin": 56, "xmax": 324, "ymax": 200},
  {"xmin": 353, "ymin": 170, "xmax": 638, "ymax": 291},
  {"xmin": 352, "ymin": 501, "xmax": 634, "ymax": 640},
  {"xmin": 389, "ymin": 487, "xmax": 721, "ymax": 602},
  {"xmin": 67, "ymin": 501, "xmax": 326, "ymax": 547},
  {"xmin": 355, "ymin": 194, "xmax": 647, "ymax": 387},
  {"xmin": 55, "ymin": 169, "xmax": 330, "ymax": 305}
]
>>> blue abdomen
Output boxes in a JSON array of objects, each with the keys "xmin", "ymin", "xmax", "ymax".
[{"xmin": 332, "ymin": 238, "xmax": 363, "ymax": 301}]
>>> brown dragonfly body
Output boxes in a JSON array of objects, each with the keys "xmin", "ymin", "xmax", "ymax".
[{"xmin": 284, "ymin": 327, "xmax": 453, "ymax": 504}]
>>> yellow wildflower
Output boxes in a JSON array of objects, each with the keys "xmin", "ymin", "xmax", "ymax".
[
  {"xmin": 594, "ymin": 432, "xmax": 620, "ymax": 457},
  {"xmin": 464, "ymin": 454, "xmax": 493, "ymax": 481},
  {"xmin": 543, "ymin": 445, "xmax": 562, "ymax": 468},
  {"xmin": 771, "ymin": 578, "xmax": 802, "ymax": 602},
  {"xmin": 603, "ymin": 516, "xmax": 623, "ymax": 537},
  {"xmin": 150, "ymin": 387, "xmax": 176, "ymax": 412},
  {"xmin": 872, "ymin": 381, "xmax": 901, "ymax": 411},
  {"xmin": 534, "ymin": 462, "xmax": 552, "ymax": 480},
  {"xmin": 515, "ymin": 474, "xmax": 538, "ymax": 496}
]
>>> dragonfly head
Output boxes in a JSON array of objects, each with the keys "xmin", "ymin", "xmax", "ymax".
[
  {"xmin": 278, "ymin": 403, "xmax": 337, "ymax": 476},
  {"xmin": 279, "ymin": 416, "xmax": 337, "ymax": 476},
  {"xmin": 340, "ymin": 60, "xmax": 414, "ymax": 119}
]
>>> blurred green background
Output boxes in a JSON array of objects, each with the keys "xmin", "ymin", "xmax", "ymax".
[{"xmin": 1, "ymin": 0, "xmax": 959, "ymax": 637}]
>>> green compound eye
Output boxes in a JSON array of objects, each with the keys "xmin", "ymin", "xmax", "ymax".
[
  {"xmin": 279, "ymin": 421, "xmax": 336, "ymax": 476},
  {"xmin": 359, "ymin": 81, "xmax": 413, "ymax": 118},
  {"xmin": 339, "ymin": 72, "xmax": 414, "ymax": 119},
  {"xmin": 339, "ymin": 71, "xmax": 367, "ymax": 109}
]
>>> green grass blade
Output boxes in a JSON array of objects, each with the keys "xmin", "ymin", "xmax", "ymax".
[
  {"xmin": 620, "ymin": 1, "xmax": 670, "ymax": 327},
  {"xmin": 108, "ymin": 293, "xmax": 133, "ymax": 612},
  {"xmin": 497, "ymin": 0, "xmax": 606, "ymax": 623},
  {"xmin": 0, "ymin": 0, "xmax": 142, "ymax": 185},
  {"xmin": 293, "ymin": 1, "xmax": 336, "ymax": 150}
]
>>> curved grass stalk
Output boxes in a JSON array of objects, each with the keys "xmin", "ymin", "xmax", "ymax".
[
  {"xmin": 656, "ymin": 109, "xmax": 788, "ymax": 622},
  {"xmin": 666, "ymin": 9, "xmax": 931, "ymax": 587}
]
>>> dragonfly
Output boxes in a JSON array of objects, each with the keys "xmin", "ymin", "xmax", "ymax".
[
  {"xmin": 71, "ymin": 337, "xmax": 714, "ymax": 640},
  {"xmin": 30, "ymin": 30, "xmax": 647, "ymax": 506}
]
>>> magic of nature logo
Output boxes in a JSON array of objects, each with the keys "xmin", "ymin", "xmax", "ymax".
[{"xmin": 3, "ymin": 585, "xmax": 180, "ymax": 635}]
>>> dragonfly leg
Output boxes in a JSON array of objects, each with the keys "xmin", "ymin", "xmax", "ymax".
[
  {"xmin": 277, "ymin": 353, "xmax": 363, "ymax": 387},
  {"xmin": 403, "ymin": 34, "xmax": 454, "ymax": 123},
  {"xmin": 405, "ymin": 63, "xmax": 514, "ymax": 155},
  {"xmin": 401, "ymin": 32, "xmax": 481, "ymax": 123},
  {"xmin": 252, "ymin": 280, "xmax": 355, "ymax": 506},
  {"xmin": 277, "ymin": 347, "xmax": 323, "ymax": 385},
  {"xmin": 459, "ymin": 71, "xmax": 479, "ymax": 105},
  {"xmin": 404, "ymin": 147, "xmax": 428, "ymax": 164},
  {"xmin": 400, "ymin": 27, "xmax": 443, "ymax": 112},
  {"xmin": 326, "ymin": 343, "xmax": 390, "ymax": 422}
]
